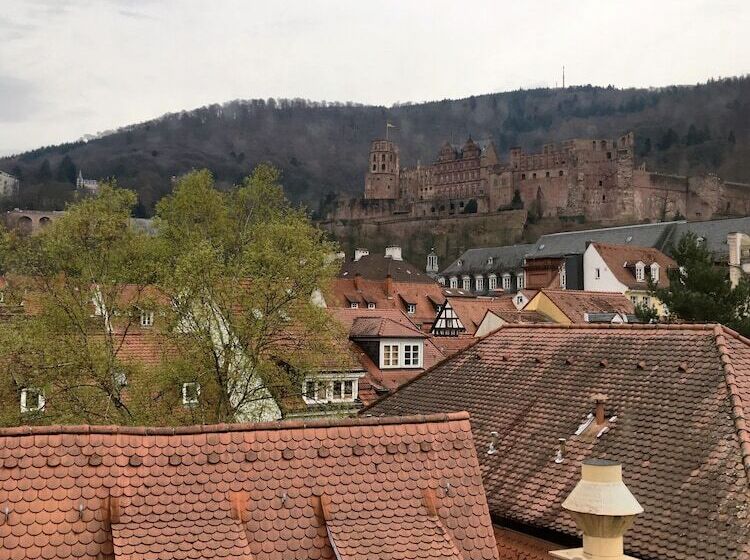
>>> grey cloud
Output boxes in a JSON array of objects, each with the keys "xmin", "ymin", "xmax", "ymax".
[{"xmin": 0, "ymin": 76, "xmax": 43, "ymax": 122}]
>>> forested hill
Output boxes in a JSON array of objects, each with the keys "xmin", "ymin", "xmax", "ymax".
[{"xmin": 2, "ymin": 76, "xmax": 749, "ymax": 216}]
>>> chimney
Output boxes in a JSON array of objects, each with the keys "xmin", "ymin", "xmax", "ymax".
[
  {"xmin": 592, "ymin": 394, "xmax": 608, "ymax": 425},
  {"xmin": 384, "ymin": 245, "xmax": 402, "ymax": 261},
  {"xmin": 727, "ymin": 232, "xmax": 746, "ymax": 288},
  {"xmin": 354, "ymin": 248, "xmax": 369, "ymax": 262},
  {"xmin": 550, "ymin": 460, "xmax": 643, "ymax": 560},
  {"xmin": 385, "ymin": 274, "xmax": 394, "ymax": 297},
  {"xmin": 354, "ymin": 272, "xmax": 362, "ymax": 291}
]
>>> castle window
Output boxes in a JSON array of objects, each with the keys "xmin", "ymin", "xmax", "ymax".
[
  {"xmin": 381, "ymin": 154, "xmax": 386, "ymax": 161},
  {"xmin": 559, "ymin": 170, "xmax": 564, "ymax": 176},
  {"xmin": 599, "ymin": 180, "xmax": 603, "ymax": 186},
  {"xmin": 602, "ymin": 194, "xmax": 606, "ymax": 202},
  {"xmin": 532, "ymin": 173, "xmax": 537, "ymax": 179},
  {"xmin": 521, "ymin": 173, "xmax": 526, "ymax": 180},
  {"xmin": 546, "ymin": 171, "xmax": 550, "ymax": 178},
  {"xmin": 372, "ymin": 164, "xmax": 376, "ymax": 171},
  {"xmin": 381, "ymin": 164, "xmax": 385, "ymax": 171},
  {"xmin": 607, "ymin": 152, "xmax": 612, "ymax": 159}
]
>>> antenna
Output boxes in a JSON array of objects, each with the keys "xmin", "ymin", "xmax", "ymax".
[{"xmin": 562, "ymin": 65, "xmax": 566, "ymax": 89}]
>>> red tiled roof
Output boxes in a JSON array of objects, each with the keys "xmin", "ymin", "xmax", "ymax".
[
  {"xmin": 445, "ymin": 297, "xmax": 519, "ymax": 335},
  {"xmin": 432, "ymin": 336, "xmax": 477, "ymax": 358},
  {"xmin": 329, "ymin": 278, "xmax": 444, "ymax": 328},
  {"xmin": 366, "ymin": 323, "xmax": 750, "ymax": 560},
  {"xmin": 0, "ymin": 413, "xmax": 499, "ymax": 560},
  {"xmin": 537, "ymin": 289, "xmax": 634, "ymax": 323},
  {"xmin": 590, "ymin": 242, "xmax": 676, "ymax": 289},
  {"xmin": 350, "ymin": 316, "xmax": 427, "ymax": 339},
  {"xmin": 339, "ymin": 254, "xmax": 435, "ymax": 283}
]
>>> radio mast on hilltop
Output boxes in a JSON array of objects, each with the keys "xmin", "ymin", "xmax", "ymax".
[{"xmin": 562, "ymin": 65, "xmax": 566, "ymax": 89}]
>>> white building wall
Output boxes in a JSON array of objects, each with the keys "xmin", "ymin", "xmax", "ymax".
[{"xmin": 582, "ymin": 245, "xmax": 629, "ymax": 293}]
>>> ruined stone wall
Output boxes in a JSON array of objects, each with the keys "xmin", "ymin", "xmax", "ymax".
[
  {"xmin": 632, "ymin": 171, "xmax": 688, "ymax": 222},
  {"xmin": 320, "ymin": 210, "xmax": 528, "ymax": 270},
  {"xmin": 722, "ymin": 182, "xmax": 750, "ymax": 217}
]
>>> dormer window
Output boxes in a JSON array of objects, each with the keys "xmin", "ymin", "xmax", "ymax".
[
  {"xmin": 406, "ymin": 303, "xmax": 416, "ymax": 314},
  {"xmin": 350, "ymin": 302, "xmax": 359, "ymax": 309},
  {"xmin": 488, "ymin": 274, "xmax": 498, "ymax": 291},
  {"xmin": 462, "ymin": 276, "xmax": 471, "ymax": 291},
  {"xmin": 381, "ymin": 340, "xmax": 423, "ymax": 368},
  {"xmin": 456, "ymin": 259, "xmax": 463, "ymax": 267},
  {"xmin": 20, "ymin": 388, "xmax": 45, "ymax": 413},
  {"xmin": 449, "ymin": 277, "xmax": 458, "ymax": 289},
  {"xmin": 140, "ymin": 310, "xmax": 154, "ymax": 327},
  {"xmin": 635, "ymin": 262, "xmax": 645, "ymax": 282},
  {"xmin": 475, "ymin": 276, "xmax": 484, "ymax": 291},
  {"xmin": 650, "ymin": 263, "xmax": 660, "ymax": 283},
  {"xmin": 367, "ymin": 302, "xmax": 376, "ymax": 310},
  {"xmin": 487, "ymin": 257, "xmax": 494, "ymax": 266},
  {"xmin": 502, "ymin": 274, "xmax": 512, "ymax": 290},
  {"xmin": 182, "ymin": 382, "xmax": 200, "ymax": 406},
  {"xmin": 516, "ymin": 272, "xmax": 524, "ymax": 290}
]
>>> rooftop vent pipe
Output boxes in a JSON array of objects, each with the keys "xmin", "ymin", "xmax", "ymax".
[{"xmin": 550, "ymin": 460, "xmax": 643, "ymax": 560}]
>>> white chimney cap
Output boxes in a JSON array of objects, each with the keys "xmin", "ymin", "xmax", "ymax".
[
  {"xmin": 354, "ymin": 248, "xmax": 369, "ymax": 261},
  {"xmin": 385, "ymin": 246, "xmax": 402, "ymax": 261}
]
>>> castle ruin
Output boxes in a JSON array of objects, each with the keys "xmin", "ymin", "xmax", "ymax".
[{"xmin": 327, "ymin": 132, "xmax": 750, "ymax": 224}]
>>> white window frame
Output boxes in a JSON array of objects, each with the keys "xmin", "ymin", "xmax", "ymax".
[
  {"xmin": 488, "ymin": 274, "xmax": 498, "ymax": 291},
  {"xmin": 331, "ymin": 379, "xmax": 357, "ymax": 402},
  {"xmin": 595, "ymin": 268, "xmax": 601, "ymax": 279},
  {"xmin": 349, "ymin": 302, "xmax": 359, "ymax": 309},
  {"xmin": 516, "ymin": 272, "xmax": 524, "ymax": 290},
  {"xmin": 140, "ymin": 310, "xmax": 155, "ymax": 327},
  {"xmin": 475, "ymin": 276, "xmax": 484, "ymax": 291},
  {"xmin": 559, "ymin": 266, "xmax": 567, "ymax": 289},
  {"xmin": 635, "ymin": 262, "xmax": 645, "ymax": 282},
  {"xmin": 182, "ymin": 382, "xmax": 200, "ymax": 406},
  {"xmin": 650, "ymin": 263, "xmax": 660, "ymax": 283},
  {"xmin": 20, "ymin": 388, "xmax": 45, "ymax": 413},
  {"xmin": 462, "ymin": 276, "xmax": 471, "ymax": 291},
  {"xmin": 438, "ymin": 277, "xmax": 446, "ymax": 286},
  {"xmin": 406, "ymin": 303, "xmax": 416, "ymax": 314},
  {"xmin": 502, "ymin": 274, "xmax": 512, "ymax": 290},
  {"xmin": 380, "ymin": 340, "xmax": 424, "ymax": 369},
  {"xmin": 449, "ymin": 277, "xmax": 458, "ymax": 289}
]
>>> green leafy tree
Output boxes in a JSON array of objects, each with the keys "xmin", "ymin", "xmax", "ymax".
[
  {"xmin": 0, "ymin": 185, "xmax": 161, "ymax": 426},
  {"xmin": 56, "ymin": 155, "xmax": 77, "ymax": 184},
  {"xmin": 646, "ymin": 232, "xmax": 750, "ymax": 335},
  {"xmin": 150, "ymin": 165, "xmax": 344, "ymax": 423}
]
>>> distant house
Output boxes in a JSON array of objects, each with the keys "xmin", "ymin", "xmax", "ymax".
[
  {"xmin": 583, "ymin": 242, "xmax": 676, "ymax": 315},
  {"xmin": 0, "ymin": 412, "xmax": 500, "ymax": 560},
  {"xmin": 0, "ymin": 170, "xmax": 19, "ymax": 198},
  {"xmin": 328, "ymin": 307, "xmax": 445, "ymax": 403},
  {"xmin": 439, "ymin": 244, "xmax": 533, "ymax": 294},
  {"xmin": 330, "ymin": 246, "xmax": 445, "ymax": 330},
  {"xmin": 76, "ymin": 169, "xmax": 99, "ymax": 193},
  {"xmin": 523, "ymin": 288, "xmax": 635, "ymax": 324},
  {"xmin": 367, "ymin": 322, "xmax": 750, "ymax": 560}
]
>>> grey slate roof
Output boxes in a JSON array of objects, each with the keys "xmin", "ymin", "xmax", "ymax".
[
  {"xmin": 674, "ymin": 216, "xmax": 750, "ymax": 260},
  {"xmin": 529, "ymin": 222, "xmax": 679, "ymax": 258},
  {"xmin": 440, "ymin": 244, "xmax": 534, "ymax": 276}
]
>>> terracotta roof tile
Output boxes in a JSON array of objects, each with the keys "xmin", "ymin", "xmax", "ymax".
[
  {"xmin": 0, "ymin": 413, "xmax": 498, "ymax": 560},
  {"xmin": 366, "ymin": 323, "xmax": 750, "ymax": 560},
  {"xmin": 537, "ymin": 289, "xmax": 634, "ymax": 323},
  {"xmin": 350, "ymin": 316, "xmax": 427, "ymax": 339},
  {"xmin": 590, "ymin": 242, "xmax": 676, "ymax": 289}
]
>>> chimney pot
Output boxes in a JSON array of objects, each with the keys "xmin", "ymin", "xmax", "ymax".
[
  {"xmin": 384, "ymin": 245, "xmax": 403, "ymax": 261},
  {"xmin": 551, "ymin": 460, "xmax": 643, "ymax": 560},
  {"xmin": 592, "ymin": 394, "xmax": 607, "ymax": 425},
  {"xmin": 354, "ymin": 248, "xmax": 369, "ymax": 262}
]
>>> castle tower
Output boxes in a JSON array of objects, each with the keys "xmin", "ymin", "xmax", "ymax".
[{"xmin": 364, "ymin": 139, "xmax": 400, "ymax": 200}]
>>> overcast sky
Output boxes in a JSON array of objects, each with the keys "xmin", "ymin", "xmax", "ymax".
[{"xmin": 1, "ymin": 0, "xmax": 748, "ymax": 156}]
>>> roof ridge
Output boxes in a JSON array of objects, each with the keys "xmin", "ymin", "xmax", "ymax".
[
  {"xmin": 713, "ymin": 325, "xmax": 750, "ymax": 484},
  {"xmin": 488, "ymin": 322, "xmax": 718, "ymax": 331},
  {"xmin": 0, "ymin": 411, "xmax": 470, "ymax": 438}
]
